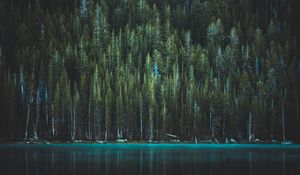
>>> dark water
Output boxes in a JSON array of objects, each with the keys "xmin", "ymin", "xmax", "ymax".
[{"xmin": 0, "ymin": 144, "xmax": 299, "ymax": 175}]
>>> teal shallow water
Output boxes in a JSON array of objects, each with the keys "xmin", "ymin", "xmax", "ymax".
[{"xmin": 0, "ymin": 144, "xmax": 299, "ymax": 175}]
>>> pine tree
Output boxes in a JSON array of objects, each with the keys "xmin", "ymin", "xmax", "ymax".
[
  {"xmin": 71, "ymin": 85, "xmax": 80, "ymax": 141},
  {"xmin": 79, "ymin": 73, "xmax": 89, "ymax": 139},
  {"xmin": 207, "ymin": 19, "xmax": 224, "ymax": 48},
  {"xmin": 80, "ymin": 0, "xmax": 89, "ymax": 18},
  {"xmin": 89, "ymin": 64, "xmax": 102, "ymax": 140},
  {"xmin": 104, "ymin": 72, "xmax": 112, "ymax": 141}
]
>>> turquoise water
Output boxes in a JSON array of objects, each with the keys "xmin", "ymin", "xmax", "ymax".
[{"xmin": 0, "ymin": 144, "xmax": 299, "ymax": 175}]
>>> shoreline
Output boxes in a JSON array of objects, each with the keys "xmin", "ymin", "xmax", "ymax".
[{"xmin": 0, "ymin": 140, "xmax": 298, "ymax": 145}]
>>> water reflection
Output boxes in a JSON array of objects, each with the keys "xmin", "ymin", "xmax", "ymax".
[{"xmin": 0, "ymin": 144, "xmax": 299, "ymax": 175}]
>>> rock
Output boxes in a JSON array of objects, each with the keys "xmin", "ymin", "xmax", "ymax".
[
  {"xmin": 281, "ymin": 141, "xmax": 293, "ymax": 145},
  {"xmin": 230, "ymin": 139, "xmax": 237, "ymax": 143},
  {"xmin": 74, "ymin": 140, "xmax": 83, "ymax": 143},
  {"xmin": 271, "ymin": 139, "xmax": 279, "ymax": 143},
  {"xmin": 116, "ymin": 139, "xmax": 127, "ymax": 143},
  {"xmin": 170, "ymin": 139, "xmax": 180, "ymax": 143},
  {"xmin": 254, "ymin": 138, "xmax": 263, "ymax": 143}
]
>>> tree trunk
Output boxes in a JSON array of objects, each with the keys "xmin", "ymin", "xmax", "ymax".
[
  {"xmin": 270, "ymin": 99, "xmax": 274, "ymax": 139},
  {"xmin": 162, "ymin": 103, "xmax": 166, "ymax": 141},
  {"xmin": 98, "ymin": 109, "xmax": 101, "ymax": 140},
  {"xmin": 210, "ymin": 107, "xmax": 213, "ymax": 139},
  {"xmin": 20, "ymin": 66, "xmax": 25, "ymax": 104},
  {"xmin": 24, "ymin": 89, "xmax": 34, "ymax": 141},
  {"xmin": 88, "ymin": 101, "xmax": 91, "ymax": 140},
  {"xmin": 193, "ymin": 103, "xmax": 196, "ymax": 142},
  {"xmin": 24, "ymin": 102, "xmax": 30, "ymax": 141},
  {"xmin": 118, "ymin": 127, "xmax": 121, "ymax": 139},
  {"xmin": 281, "ymin": 102, "xmax": 285, "ymax": 142},
  {"xmin": 149, "ymin": 107, "xmax": 153, "ymax": 141},
  {"xmin": 248, "ymin": 112, "xmax": 252, "ymax": 142},
  {"xmin": 295, "ymin": 87, "xmax": 299, "ymax": 139},
  {"xmin": 51, "ymin": 105, "xmax": 55, "ymax": 138},
  {"xmin": 45, "ymin": 89, "xmax": 49, "ymax": 127},
  {"xmin": 33, "ymin": 87, "xmax": 40, "ymax": 140},
  {"xmin": 73, "ymin": 104, "xmax": 76, "ymax": 140},
  {"xmin": 281, "ymin": 88, "xmax": 286, "ymax": 142},
  {"xmin": 105, "ymin": 129, "xmax": 108, "ymax": 141},
  {"xmin": 70, "ymin": 98, "xmax": 75, "ymax": 141},
  {"xmin": 140, "ymin": 95, "xmax": 143, "ymax": 140},
  {"xmin": 156, "ymin": 112, "xmax": 159, "ymax": 140}
]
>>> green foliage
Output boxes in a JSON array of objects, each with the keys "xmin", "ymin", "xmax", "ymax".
[{"xmin": 0, "ymin": 0, "xmax": 299, "ymax": 142}]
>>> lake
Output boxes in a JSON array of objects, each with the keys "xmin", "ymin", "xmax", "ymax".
[{"xmin": 0, "ymin": 144, "xmax": 299, "ymax": 175}]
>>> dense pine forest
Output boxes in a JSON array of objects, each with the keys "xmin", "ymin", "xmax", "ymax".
[{"xmin": 0, "ymin": 0, "xmax": 299, "ymax": 142}]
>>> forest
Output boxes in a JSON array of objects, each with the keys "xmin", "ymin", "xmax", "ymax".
[{"xmin": 0, "ymin": 0, "xmax": 299, "ymax": 142}]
